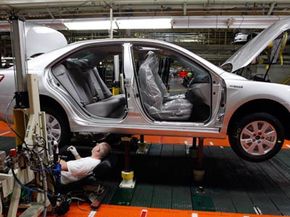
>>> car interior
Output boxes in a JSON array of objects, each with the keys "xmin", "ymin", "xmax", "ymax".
[
  {"xmin": 134, "ymin": 46, "xmax": 212, "ymax": 122},
  {"xmin": 51, "ymin": 46, "xmax": 126, "ymax": 118},
  {"xmin": 51, "ymin": 44, "xmax": 212, "ymax": 122}
]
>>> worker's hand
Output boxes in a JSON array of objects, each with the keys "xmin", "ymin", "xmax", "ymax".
[{"xmin": 67, "ymin": 146, "xmax": 79, "ymax": 158}]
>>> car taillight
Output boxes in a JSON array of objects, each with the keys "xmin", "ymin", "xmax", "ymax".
[{"xmin": 0, "ymin": 75, "xmax": 4, "ymax": 82}]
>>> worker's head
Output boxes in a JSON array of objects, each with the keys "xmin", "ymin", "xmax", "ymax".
[{"xmin": 91, "ymin": 142, "xmax": 111, "ymax": 159}]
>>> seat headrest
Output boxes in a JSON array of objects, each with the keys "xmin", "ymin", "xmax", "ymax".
[
  {"xmin": 65, "ymin": 58, "xmax": 90, "ymax": 71},
  {"xmin": 145, "ymin": 51, "xmax": 158, "ymax": 62},
  {"xmin": 143, "ymin": 51, "xmax": 159, "ymax": 75}
]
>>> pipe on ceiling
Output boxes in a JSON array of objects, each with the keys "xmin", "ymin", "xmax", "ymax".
[
  {"xmin": 0, "ymin": 15, "xmax": 285, "ymax": 32},
  {"xmin": 1, "ymin": 0, "xmax": 290, "ymax": 6}
]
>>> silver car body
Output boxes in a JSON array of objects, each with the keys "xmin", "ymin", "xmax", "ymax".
[
  {"xmin": 0, "ymin": 39, "xmax": 225, "ymax": 137},
  {"xmin": 1, "ymin": 37, "xmax": 290, "ymax": 142}
]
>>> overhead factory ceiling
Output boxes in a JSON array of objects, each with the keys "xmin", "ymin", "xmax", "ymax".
[
  {"xmin": 1, "ymin": 0, "xmax": 290, "ymax": 20},
  {"xmin": 1, "ymin": 0, "xmax": 290, "ymax": 65}
]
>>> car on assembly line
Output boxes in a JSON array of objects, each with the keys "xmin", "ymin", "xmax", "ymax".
[
  {"xmin": 233, "ymin": 32, "xmax": 258, "ymax": 44},
  {"xmin": 1, "ymin": 18, "xmax": 290, "ymax": 162}
]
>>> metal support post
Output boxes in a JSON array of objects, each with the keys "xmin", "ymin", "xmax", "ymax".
[
  {"xmin": 193, "ymin": 137, "xmax": 205, "ymax": 183},
  {"xmin": 192, "ymin": 137, "xmax": 197, "ymax": 149},
  {"xmin": 124, "ymin": 138, "xmax": 130, "ymax": 172},
  {"xmin": 9, "ymin": 15, "xmax": 28, "ymax": 108},
  {"xmin": 4, "ymin": 16, "xmax": 51, "ymax": 217},
  {"xmin": 140, "ymin": 135, "xmax": 144, "ymax": 143},
  {"xmin": 120, "ymin": 137, "xmax": 135, "ymax": 188}
]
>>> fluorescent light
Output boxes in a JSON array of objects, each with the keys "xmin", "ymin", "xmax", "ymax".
[
  {"xmin": 117, "ymin": 18, "xmax": 172, "ymax": 29},
  {"xmin": 64, "ymin": 20, "xmax": 117, "ymax": 30},
  {"xmin": 179, "ymin": 39, "xmax": 199, "ymax": 42},
  {"xmin": 64, "ymin": 18, "xmax": 172, "ymax": 30}
]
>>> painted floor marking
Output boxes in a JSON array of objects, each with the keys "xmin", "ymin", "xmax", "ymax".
[
  {"xmin": 0, "ymin": 131, "xmax": 11, "ymax": 136},
  {"xmin": 88, "ymin": 210, "xmax": 96, "ymax": 217},
  {"xmin": 253, "ymin": 206, "xmax": 262, "ymax": 215}
]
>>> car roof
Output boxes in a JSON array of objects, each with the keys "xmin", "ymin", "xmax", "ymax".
[{"xmin": 28, "ymin": 38, "xmax": 224, "ymax": 75}]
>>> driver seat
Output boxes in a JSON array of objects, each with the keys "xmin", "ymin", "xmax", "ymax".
[{"xmin": 138, "ymin": 51, "xmax": 193, "ymax": 121}]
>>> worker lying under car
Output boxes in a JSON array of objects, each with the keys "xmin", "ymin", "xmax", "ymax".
[{"xmin": 59, "ymin": 142, "xmax": 111, "ymax": 184}]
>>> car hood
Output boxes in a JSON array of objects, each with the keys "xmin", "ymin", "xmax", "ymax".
[
  {"xmin": 220, "ymin": 71, "xmax": 247, "ymax": 81},
  {"xmin": 222, "ymin": 17, "xmax": 290, "ymax": 73}
]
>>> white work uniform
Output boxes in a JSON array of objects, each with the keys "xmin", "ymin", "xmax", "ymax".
[{"xmin": 61, "ymin": 157, "xmax": 101, "ymax": 184}]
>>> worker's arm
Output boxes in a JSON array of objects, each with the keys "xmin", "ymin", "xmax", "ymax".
[
  {"xmin": 60, "ymin": 159, "xmax": 68, "ymax": 171},
  {"xmin": 67, "ymin": 146, "xmax": 81, "ymax": 159},
  {"xmin": 75, "ymin": 155, "xmax": 81, "ymax": 160}
]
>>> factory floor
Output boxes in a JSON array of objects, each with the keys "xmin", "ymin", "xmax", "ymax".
[{"xmin": 0, "ymin": 121, "xmax": 290, "ymax": 217}]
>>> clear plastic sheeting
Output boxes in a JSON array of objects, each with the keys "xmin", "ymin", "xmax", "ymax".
[{"xmin": 138, "ymin": 51, "xmax": 193, "ymax": 121}]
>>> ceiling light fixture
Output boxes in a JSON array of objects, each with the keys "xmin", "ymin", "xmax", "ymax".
[
  {"xmin": 117, "ymin": 18, "xmax": 172, "ymax": 29},
  {"xmin": 64, "ymin": 17, "xmax": 172, "ymax": 30},
  {"xmin": 64, "ymin": 20, "xmax": 117, "ymax": 30}
]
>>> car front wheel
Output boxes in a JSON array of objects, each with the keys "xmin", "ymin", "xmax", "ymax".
[{"xmin": 229, "ymin": 112, "xmax": 284, "ymax": 162}]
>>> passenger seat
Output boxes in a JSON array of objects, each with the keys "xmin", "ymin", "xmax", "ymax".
[{"xmin": 138, "ymin": 51, "xmax": 193, "ymax": 121}]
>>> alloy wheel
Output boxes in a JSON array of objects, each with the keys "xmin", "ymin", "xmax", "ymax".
[{"xmin": 240, "ymin": 120, "xmax": 277, "ymax": 156}]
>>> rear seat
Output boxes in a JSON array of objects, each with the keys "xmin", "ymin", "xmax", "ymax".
[
  {"xmin": 65, "ymin": 59, "xmax": 100, "ymax": 102},
  {"xmin": 52, "ymin": 64, "xmax": 81, "ymax": 102},
  {"xmin": 52, "ymin": 59, "xmax": 126, "ymax": 118}
]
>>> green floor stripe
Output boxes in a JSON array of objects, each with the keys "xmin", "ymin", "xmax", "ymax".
[
  {"xmin": 101, "ymin": 181, "xmax": 119, "ymax": 204},
  {"xmin": 110, "ymin": 188, "xmax": 135, "ymax": 206},
  {"xmin": 131, "ymin": 184, "xmax": 154, "ymax": 207},
  {"xmin": 203, "ymin": 147, "xmax": 236, "ymax": 213},
  {"xmin": 151, "ymin": 185, "xmax": 172, "ymax": 208},
  {"xmin": 148, "ymin": 144, "xmax": 162, "ymax": 156},
  {"xmin": 257, "ymin": 161, "xmax": 290, "ymax": 215},
  {"xmin": 173, "ymin": 145, "xmax": 186, "ymax": 156},
  {"xmin": 276, "ymin": 150, "xmax": 290, "ymax": 169},
  {"xmin": 172, "ymin": 186, "xmax": 192, "ymax": 210},
  {"xmin": 191, "ymin": 186, "xmax": 215, "ymax": 211},
  {"xmin": 218, "ymin": 148, "xmax": 256, "ymax": 214},
  {"xmin": 206, "ymin": 188, "xmax": 236, "ymax": 213},
  {"xmin": 230, "ymin": 191, "xmax": 255, "ymax": 213},
  {"xmin": 161, "ymin": 144, "xmax": 174, "ymax": 156}
]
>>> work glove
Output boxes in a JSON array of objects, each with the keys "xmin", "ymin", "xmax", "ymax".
[{"xmin": 67, "ymin": 145, "xmax": 79, "ymax": 158}]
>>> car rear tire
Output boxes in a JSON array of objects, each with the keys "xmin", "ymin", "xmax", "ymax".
[
  {"xmin": 41, "ymin": 104, "xmax": 71, "ymax": 148},
  {"xmin": 228, "ymin": 112, "xmax": 284, "ymax": 162}
]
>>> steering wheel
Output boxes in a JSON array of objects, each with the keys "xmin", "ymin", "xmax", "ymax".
[{"xmin": 187, "ymin": 77, "xmax": 197, "ymax": 88}]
